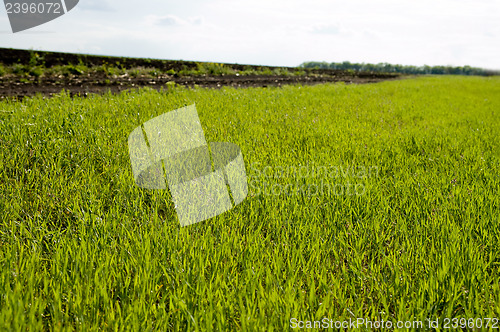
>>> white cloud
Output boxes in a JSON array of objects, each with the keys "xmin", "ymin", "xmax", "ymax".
[
  {"xmin": 146, "ymin": 15, "xmax": 205, "ymax": 27},
  {"xmin": 147, "ymin": 15, "xmax": 186, "ymax": 26},
  {"xmin": 310, "ymin": 24, "xmax": 341, "ymax": 35},
  {"xmin": 0, "ymin": 0, "xmax": 498, "ymax": 69},
  {"xmin": 77, "ymin": 0, "xmax": 114, "ymax": 12}
]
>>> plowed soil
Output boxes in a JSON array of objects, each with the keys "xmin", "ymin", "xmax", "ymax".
[{"xmin": 0, "ymin": 48, "xmax": 401, "ymax": 99}]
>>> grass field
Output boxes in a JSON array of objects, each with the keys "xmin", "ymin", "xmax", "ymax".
[{"xmin": 0, "ymin": 76, "xmax": 499, "ymax": 330}]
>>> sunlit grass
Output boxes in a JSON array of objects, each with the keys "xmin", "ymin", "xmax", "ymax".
[{"xmin": 0, "ymin": 76, "xmax": 499, "ymax": 330}]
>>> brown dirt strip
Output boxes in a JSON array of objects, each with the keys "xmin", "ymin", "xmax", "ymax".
[{"xmin": 0, "ymin": 48, "xmax": 402, "ymax": 99}]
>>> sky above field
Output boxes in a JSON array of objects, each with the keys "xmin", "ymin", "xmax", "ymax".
[{"xmin": 1, "ymin": 0, "xmax": 499, "ymax": 69}]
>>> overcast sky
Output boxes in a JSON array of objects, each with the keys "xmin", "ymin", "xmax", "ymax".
[{"xmin": 1, "ymin": 0, "xmax": 499, "ymax": 69}]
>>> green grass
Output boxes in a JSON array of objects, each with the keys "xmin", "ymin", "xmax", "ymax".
[
  {"xmin": 0, "ymin": 59, "xmax": 299, "ymax": 80},
  {"xmin": 0, "ymin": 62, "xmax": 299, "ymax": 80},
  {"xmin": 0, "ymin": 76, "xmax": 499, "ymax": 330}
]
